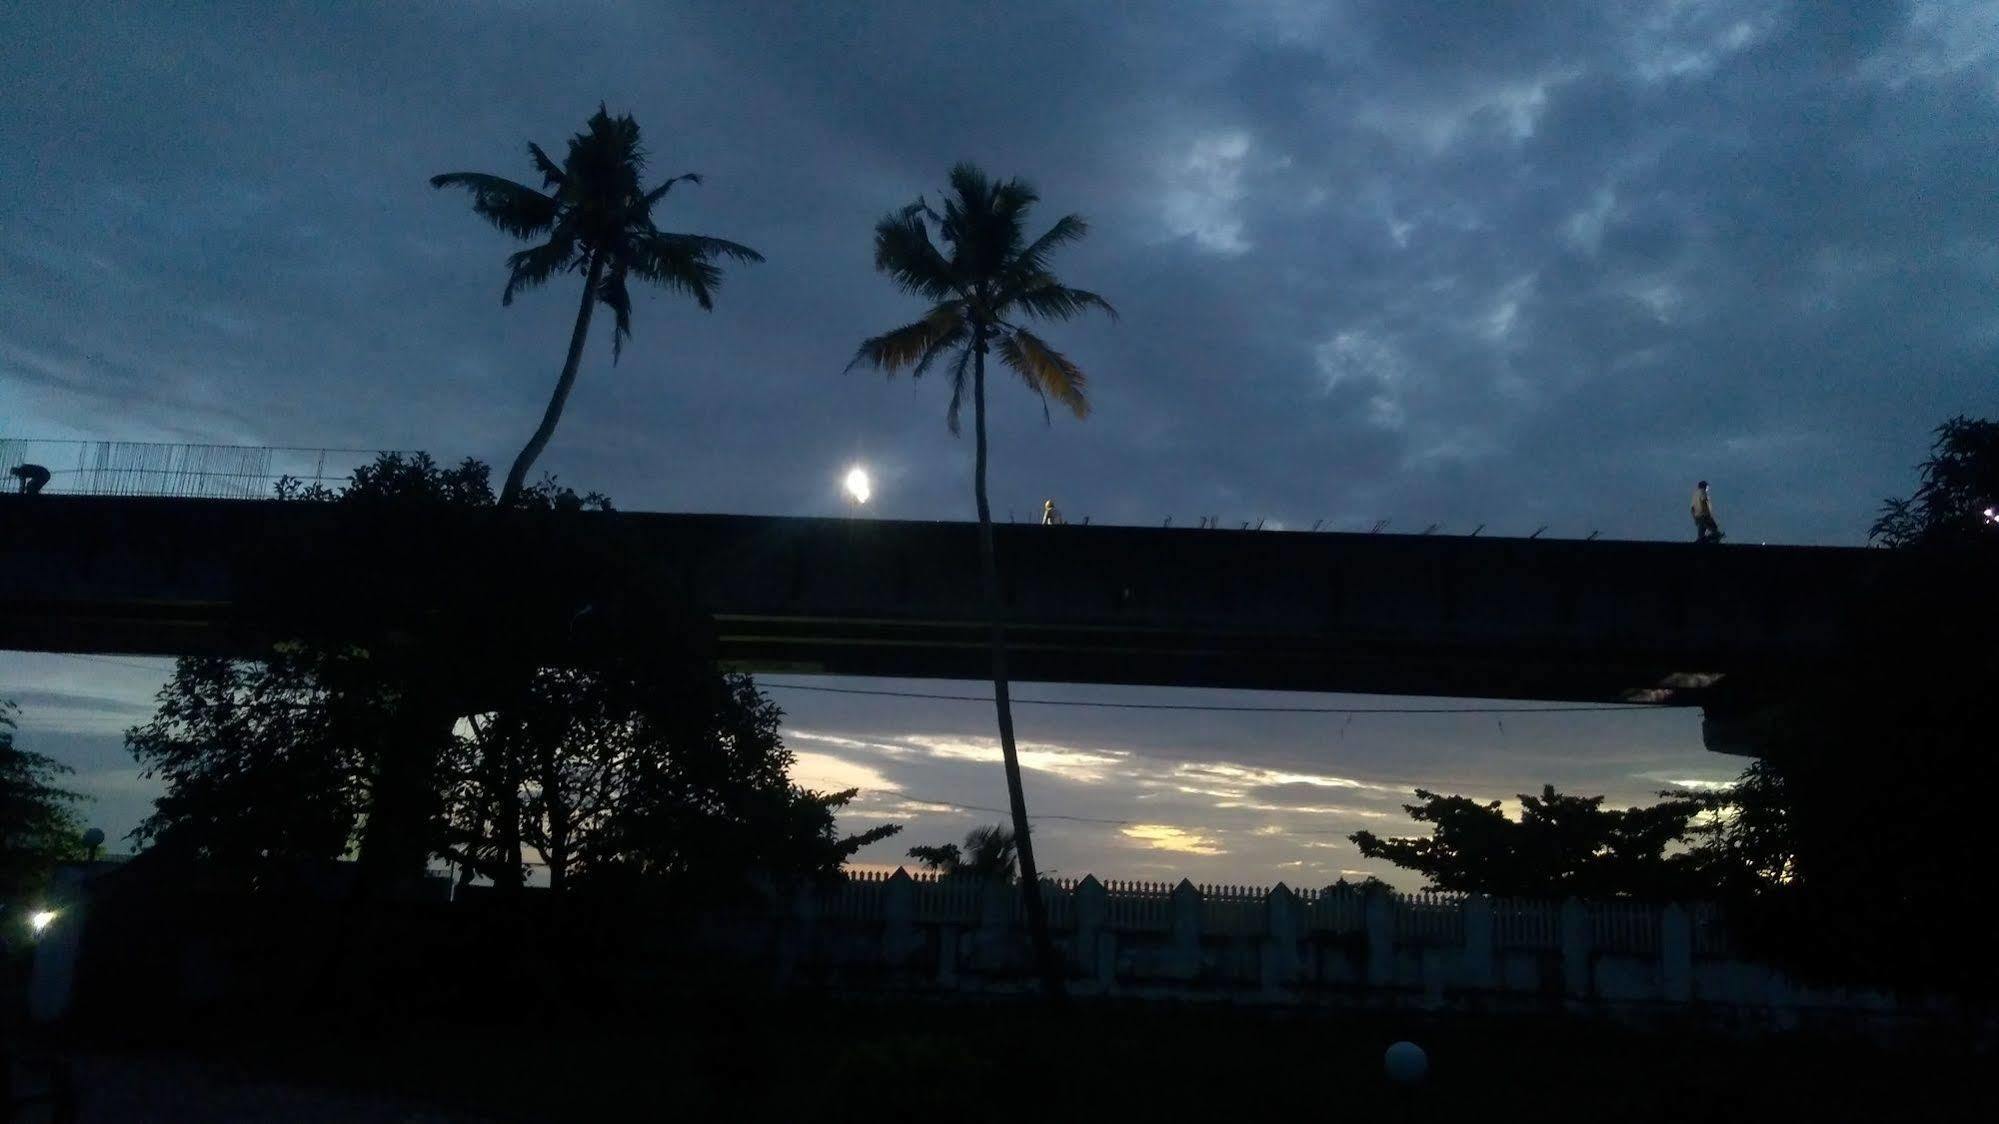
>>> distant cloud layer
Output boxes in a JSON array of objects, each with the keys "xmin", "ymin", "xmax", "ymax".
[{"xmin": 3, "ymin": 1, "xmax": 1993, "ymax": 882}]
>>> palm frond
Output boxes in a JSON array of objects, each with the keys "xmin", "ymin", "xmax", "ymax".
[
  {"xmin": 526, "ymin": 142, "xmax": 567, "ymax": 190},
  {"xmin": 989, "ymin": 176, "xmax": 1040, "ymax": 255},
  {"xmin": 946, "ymin": 164, "xmax": 994, "ymax": 213},
  {"xmin": 501, "ymin": 232, "xmax": 580, "ymax": 305},
  {"xmin": 996, "ymin": 326, "xmax": 1090, "ymax": 421},
  {"xmin": 872, "ymin": 208, "xmax": 955, "ymax": 300},
  {"xmin": 653, "ymin": 231, "xmax": 764, "ymax": 265},
  {"xmin": 1007, "ymin": 214, "xmax": 1088, "ymax": 280},
  {"xmin": 847, "ymin": 302, "xmax": 967, "ymax": 375},
  {"xmin": 910, "ymin": 303, "xmax": 970, "ymax": 378},
  {"xmin": 1003, "ymin": 277, "xmax": 1119, "ymax": 322},
  {"xmin": 626, "ymin": 232, "xmax": 724, "ymax": 309},
  {"xmin": 429, "ymin": 173, "xmax": 557, "ymax": 239},
  {"xmin": 597, "ymin": 261, "xmax": 633, "ymax": 362},
  {"xmin": 644, "ymin": 172, "xmax": 703, "ymax": 207}
]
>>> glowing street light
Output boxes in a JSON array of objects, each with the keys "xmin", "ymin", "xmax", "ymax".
[
  {"xmin": 843, "ymin": 466, "xmax": 872, "ymax": 506},
  {"xmin": 29, "ymin": 910, "xmax": 57, "ymax": 936}
]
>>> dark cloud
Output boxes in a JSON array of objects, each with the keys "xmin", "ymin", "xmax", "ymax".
[
  {"xmin": 3, "ymin": 1, "xmax": 1993, "ymax": 881},
  {"xmin": 3, "ymin": 690, "xmax": 153, "ymax": 722}
]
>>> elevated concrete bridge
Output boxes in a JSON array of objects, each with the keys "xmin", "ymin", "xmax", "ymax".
[{"xmin": 0, "ymin": 495, "xmax": 1957, "ymax": 753}]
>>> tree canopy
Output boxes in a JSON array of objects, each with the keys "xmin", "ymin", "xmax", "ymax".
[
  {"xmin": 1870, "ymin": 415, "xmax": 1999, "ymax": 548},
  {"xmin": 1350, "ymin": 785, "xmax": 1710, "ymax": 899},
  {"xmin": 448, "ymin": 665, "xmax": 899, "ymax": 896},
  {"xmin": 432, "ymin": 105, "xmax": 763, "ymax": 504},
  {"xmin": 126, "ymin": 650, "xmax": 375, "ymax": 886},
  {"xmin": 849, "ymin": 162, "xmax": 1116, "ymax": 432},
  {"xmin": 431, "ymin": 104, "xmax": 763, "ymax": 354},
  {"xmin": 128, "ymin": 453, "xmax": 895, "ymax": 895},
  {"xmin": 908, "ymin": 824, "xmax": 1018, "ymax": 882},
  {"xmin": 1, "ymin": 701, "xmax": 87, "ymax": 907}
]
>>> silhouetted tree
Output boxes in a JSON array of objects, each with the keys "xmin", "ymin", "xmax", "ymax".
[
  {"xmin": 445, "ymin": 667, "xmax": 898, "ymax": 895},
  {"xmin": 1870, "ymin": 415, "xmax": 1999, "ymax": 548},
  {"xmin": 1667, "ymin": 765, "xmax": 1794, "ymax": 899},
  {"xmin": 136, "ymin": 455, "xmax": 892, "ymax": 896},
  {"xmin": 432, "ymin": 105, "xmax": 763, "ymax": 505},
  {"xmin": 850, "ymin": 163, "xmax": 1116, "ymax": 999},
  {"xmin": 1350, "ymin": 785, "xmax": 1709, "ymax": 899},
  {"xmin": 277, "ymin": 453, "xmax": 610, "ymax": 887},
  {"xmin": 126, "ymin": 650, "xmax": 375, "ymax": 889},
  {"xmin": 1679, "ymin": 656, "xmax": 1999, "ymax": 993},
  {"xmin": 1, "ymin": 701, "xmax": 87, "ymax": 909},
  {"xmin": 908, "ymin": 824, "xmax": 1017, "ymax": 881},
  {"xmin": 1681, "ymin": 416, "xmax": 1999, "ymax": 993},
  {"xmin": 1324, "ymin": 875, "xmax": 1392, "ymax": 895}
]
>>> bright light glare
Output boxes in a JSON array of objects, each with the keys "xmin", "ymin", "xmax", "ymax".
[
  {"xmin": 843, "ymin": 466, "xmax": 872, "ymax": 505},
  {"xmin": 29, "ymin": 910, "xmax": 57, "ymax": 935}
]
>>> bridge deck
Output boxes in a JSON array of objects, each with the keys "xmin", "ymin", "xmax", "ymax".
[{"xmin": 0, "ymin": 495, "xmax": 1916, "ymax": 706}]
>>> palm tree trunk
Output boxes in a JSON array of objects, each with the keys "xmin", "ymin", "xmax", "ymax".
[
  {"xmin": 489, "ymin": 255, "xmax": 602, "ymax": 881},
  {"xmin": 971, "ymin": 328, "xmax": 1067, "ymax": 1002},
  {"xmin": 501, "ymin": 251, "xmax": 604, "ymax": 506}
]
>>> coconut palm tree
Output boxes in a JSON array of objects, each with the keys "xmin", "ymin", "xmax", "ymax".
[
  {"xmin": 908, "ymin": 824, "xmax": 1019, "ymax": 881},
  {"xmin": 849, "ymin": 163, "xmax": 1116, "ymax": 999},
  {"xmin": 432, "ymin": 104, "xmax": 763, "ymax": 505}
]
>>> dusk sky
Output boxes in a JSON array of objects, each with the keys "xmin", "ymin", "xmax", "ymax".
[{"xmin": 4, "ymin": 1, "xmax": 1996, "ymax": 887}]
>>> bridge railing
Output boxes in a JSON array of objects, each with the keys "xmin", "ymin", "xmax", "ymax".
[{"xmin": 0, "ymin": 439, "xmax": 401, "ymax": 500}]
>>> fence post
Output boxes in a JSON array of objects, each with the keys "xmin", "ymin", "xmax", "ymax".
[
  {"xmin": 1462, "ymin": 894, "xmax": 1495, "ymax": 990},
  {"xmin": 882, "ymin": 867, "xmax": 916, "ymax": 969},
  {"xmin": 1560, "ymin": 897, "xmax": 1591, "ymax": 1000},
  {"xmin": 1262, "ymin": 883, "xmax": 1302, "ymax": 995},
  {"xmin": 776, "ymin": 878, "xmax": 821, "ymax": 989},
  {"xmin": 1074, "ymin": 875, "xmax": 1112, "ymax": 992},
  {"xmin": 1364, "ymin": 887, "xmax": 1395, "ymax": 987},
  {"xmin": 936, "ymin": 921, "xmax": 959, "ymax": 989},
  {"xmin": 1170, "ymin": 879, "xmax": 1204, "ymax": 980},
  {"xmin": 1661, "ymin": 903, "xmax": 1693, "ymax": 1003},
  {"xmin": 975, "ymin": 876, "xmax": 1015, "ymax": 974}
]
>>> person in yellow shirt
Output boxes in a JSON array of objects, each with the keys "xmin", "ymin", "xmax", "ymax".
[{"xmin": 1691, "ymin": 480, "xmax": 1724, "ymax": 543}]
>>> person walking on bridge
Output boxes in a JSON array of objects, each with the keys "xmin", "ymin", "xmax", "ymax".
[
  {"xmin": 1692, "ymin": 480, "xmax": 1724, "ymax": 543},
  {"xmin": 1041, "ymin": 499, "xmax": 1066, "ymax": 526}
]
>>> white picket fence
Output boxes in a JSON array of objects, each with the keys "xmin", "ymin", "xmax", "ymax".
[
  {"xmin": 822, "ymin": 873, "xmax": 1701, "ymax": 955},
  {"xmin": 768, "ymin": 869, "xmax": 1840, "ymax": 1014}
]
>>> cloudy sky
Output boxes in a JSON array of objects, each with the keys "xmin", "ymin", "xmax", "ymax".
[{"xmin": 4, "ymin": 1, "xmax": 1995, "ymax": 887}]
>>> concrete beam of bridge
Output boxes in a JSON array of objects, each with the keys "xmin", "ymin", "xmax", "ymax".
[
  {"xmin": 11, "ymin": 492, "xmax": 1967, "ymax": 760},
  {"xmin": 0, "ymin": 496, "xmax": 1928, "ymax": 748}
]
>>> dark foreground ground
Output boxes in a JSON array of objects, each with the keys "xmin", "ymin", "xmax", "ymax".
[{"xmin": 12, "ymin": 998, "xmax": 1996, "ymax": 1123}]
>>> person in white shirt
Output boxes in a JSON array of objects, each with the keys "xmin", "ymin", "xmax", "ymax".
[
  {"xmin": 1691, "ymin": 480, "xmax": 1724, "ymax": 543},
  {"xmin": 1041, "ymin": 499, "xmax": 1065, "ymax": 526}
]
